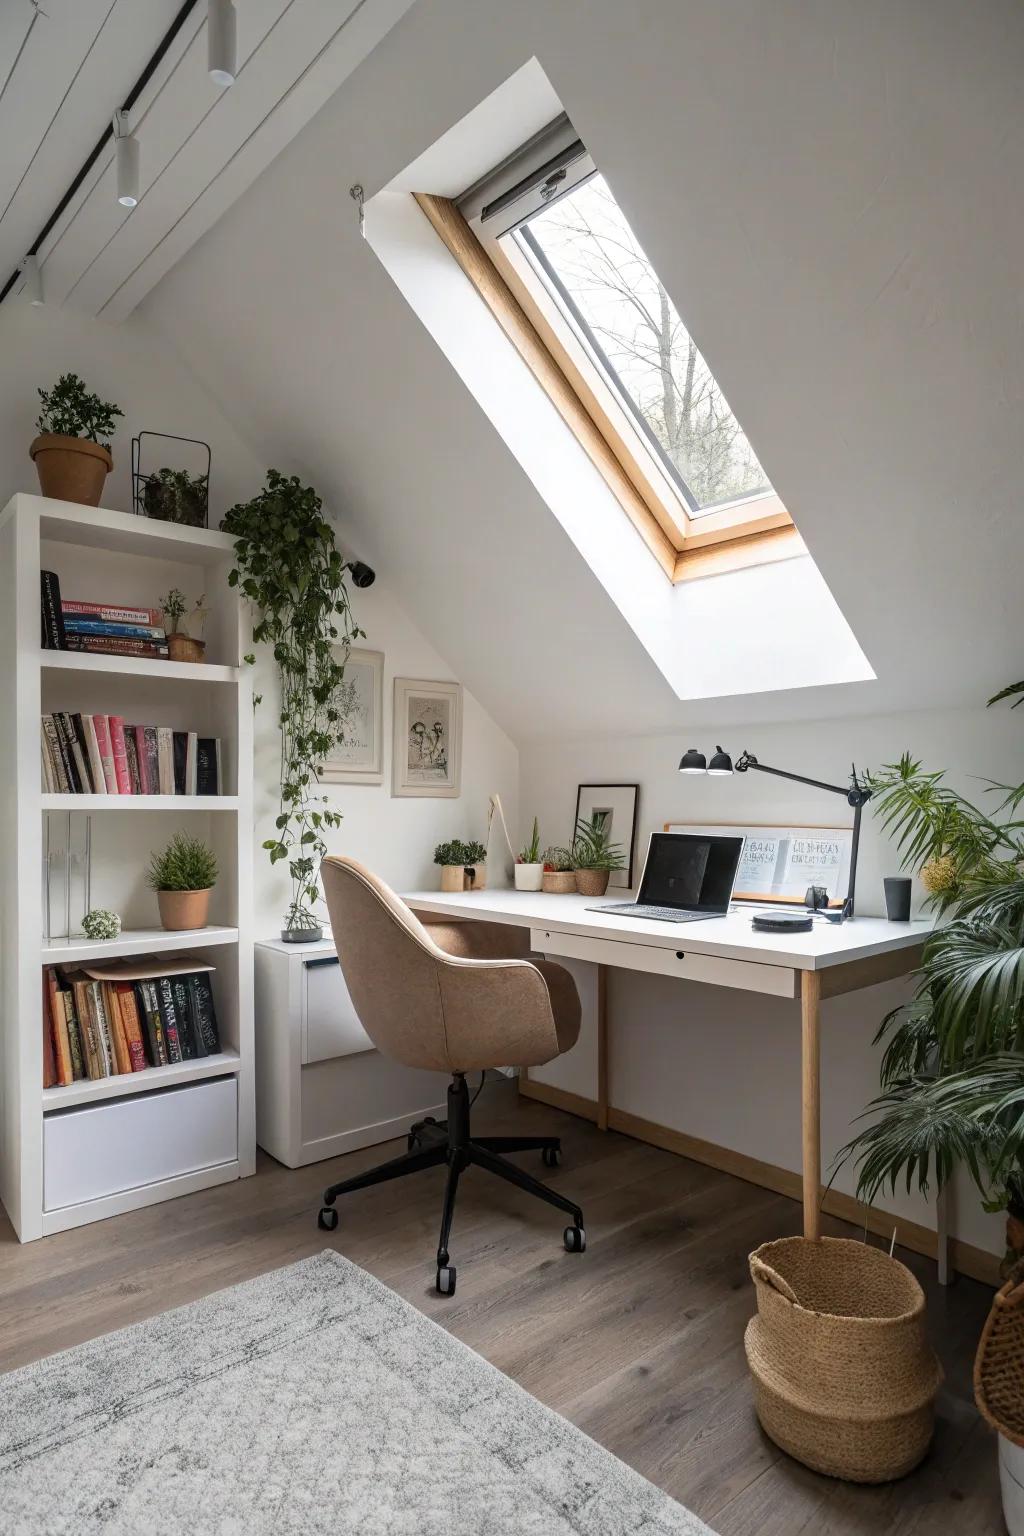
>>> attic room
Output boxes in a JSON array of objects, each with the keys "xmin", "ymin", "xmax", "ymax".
[{"xmin": 1, "ymin": 2, "xmax": 1022, "ymax": 1532}]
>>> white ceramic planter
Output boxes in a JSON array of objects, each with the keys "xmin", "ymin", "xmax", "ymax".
[
  {"xmin": 514, "ymin": 862, "xmax": 544, "ymax": 891},
  {"xmin": 1001, "ymin": 1434, "xmax": 1024, "ymax": 1536}
]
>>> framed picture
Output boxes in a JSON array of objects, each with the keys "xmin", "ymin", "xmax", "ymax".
[
  {"xmin": 392, "ymin": 678, "xmax": 462, "ymax": 798},
  {"xmin": 663, "ymin": 821, "xmax": 853, "ymax": 907},
  {"xmin": 321, "ymin": 647, "xmax": 384, "ymax": 784},
  {"xmin": 575, "ymin": 783, "xmax": 640, "ymax": 889}
]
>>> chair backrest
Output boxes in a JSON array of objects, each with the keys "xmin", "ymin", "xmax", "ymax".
[{"xmin": 320, "ymin": 857, "xmax": 563, "ymax": 1075}]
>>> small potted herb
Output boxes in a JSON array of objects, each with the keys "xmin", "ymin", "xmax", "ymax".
[
  {"xmin": 31, "ymin": 374, "xmax": 123, "ymax": 506},
  {"xmin": 434, "ymin": 838, "xmax": 487, "ymax": 893},
  {"xmin": 143, "ymin": 467, "xmax": 209, "ymax": 527},
  {"xmin": 571, "ymin": 814, "xmax": 627, "ymax": 897},
  {"xmin": 160, "ymin": 587, "xmax": 206, "ymax": 664},
  {"xmin": 515, "ymin": 817, "xmax": 544, "ymax": 891},
  {"xmin": 541, "ymin": 845, "xmax": 576, "ymax": 894},
  {"xmin": 147, "ymin": 832, "xmax": 218, "ymax": 930}
]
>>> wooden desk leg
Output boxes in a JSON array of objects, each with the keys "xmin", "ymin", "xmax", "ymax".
[
  {"xmin": 597, "ymin": 964, "xmax": 608, "ymax": 1130},
  {"xmin": 801, "ymin": 969, "xmax": 822, "ymax": 1240}
]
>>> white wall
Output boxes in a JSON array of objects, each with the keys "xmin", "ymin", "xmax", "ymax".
[
  {"xmin": 0, "ymin": 298, "xmax": 518, "ymax": 941},
  {"xmin": 521, "ymin": 702, "xmax": 1019, "ymax": 1257}
]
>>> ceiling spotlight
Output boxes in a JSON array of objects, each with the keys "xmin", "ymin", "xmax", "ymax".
[
  {"xmin": 20, "ymin": 253, "xmax": 43, "ymax": 306},
  {"xmin": 112, "ymin": 111, "xmax": 139, "ymax": 208},
  {"xmin": 208, "ymin": 0, "xmax": 237, "ymax": 87}
]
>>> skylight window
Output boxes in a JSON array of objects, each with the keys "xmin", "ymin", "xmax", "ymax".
[{"xmin": 444, "ymin": 117, "xmax": 798, "ymax": 579}]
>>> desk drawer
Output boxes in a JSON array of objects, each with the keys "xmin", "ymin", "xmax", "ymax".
[{"xmin": 529, "ymin": 928, "xmax": 797, "ymax": 998}]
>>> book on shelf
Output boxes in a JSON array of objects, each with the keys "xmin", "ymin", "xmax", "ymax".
[
  {"xmin": 42, "ymin": 957, "xmax": 221, "ymax": 1087},
  {"xmin": 62, "ymin": 618, "xmax": 167, "ymax": 641},
  {"xmin": 40, "ymin": 714, "xmax": 222, "ymax": 796},
  {"xmin": 40, "ymin": 571, "xmax": 67, "ymax": 651},
  {"xmin": 64, "ymin": 635, "xmax": 170, "ymax": 659},
  {"xmin": 63, "ymin": 600, "xmax": 163, "ymax": 626}
]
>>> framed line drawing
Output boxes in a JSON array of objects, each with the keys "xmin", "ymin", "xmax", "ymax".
[
  {"xmin": 321, "ymin": 647, "xmax": 385, "ymax": 785},
  {"xmin": 392, "ymin": 678, "xmax": 462, "ymax": 798},
  {"xmin": 575, "ymin": 783, "xmax": 640, "ymax": 889},
  {"xmin": 663, "ymin": 820, "xmax": 853, "ymax": 906}
]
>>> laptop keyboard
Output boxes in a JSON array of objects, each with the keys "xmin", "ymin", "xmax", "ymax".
[{"xmin": 596, "ymin": 902, "xmax": 723, "ymax": 923}]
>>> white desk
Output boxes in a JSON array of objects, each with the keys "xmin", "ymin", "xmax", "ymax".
[{"xmin": 405, "ymin": 889, "xmax": 933, "ymax": 1240}]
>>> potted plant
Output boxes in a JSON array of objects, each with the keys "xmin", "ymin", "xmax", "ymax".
[
  {"xmin": 222, "ymin": 471, "xmax": 364, "ymax": 942},
  {"xmin": 571, "ymin": 813, "xmax": 627, "ymax": 897},
  {"xmin": 31, "ymin": 374, "xmax": 123, "ymax": 506},
  {"xmin": 147, "ymin": 832, "xmax": 218, "ymax": 931},
  {"xmin": 515, "ymin": 817, "xmax": 544, "ymax": 891},
  {"xmin": 836, "ymin": 681, "xmax": 1024, "ymax": 1533},
  {"xmin": 160, "ymin": 587, "xmax": 206, "ymax": 663},
  {"xmin": 142, "ymin": 467, "xmax": 209, "ymax": 527},
  {"xmin": 541, "ymin": 845, "xmax": 576, "ymax": 894},
  {"xmin": 434, "ymin": 839, "xmax": 487, "ymax": 893}
]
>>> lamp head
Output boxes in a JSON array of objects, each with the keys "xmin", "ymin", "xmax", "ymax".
[
  {"xmin": 707, "ymin": 746, "xmax": 733, "ymax": 776},
  {"xmin": 678, "ymin": 748, "xmax": 707, "ymax": 775}
]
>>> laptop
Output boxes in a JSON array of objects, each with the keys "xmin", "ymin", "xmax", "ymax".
[{"xmin": 592, "ymin": 831, "xmax": 744, "ymax": 924}]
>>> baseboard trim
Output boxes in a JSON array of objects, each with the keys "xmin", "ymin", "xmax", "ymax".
[{"xmin": 518, "ymin": 1078, "xmax": 1000, "ymax": 1285}]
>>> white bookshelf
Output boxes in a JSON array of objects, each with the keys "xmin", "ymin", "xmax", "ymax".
[{"xmin": 0, "ymin": 493, "xmax": 255, "ymax": 1241}]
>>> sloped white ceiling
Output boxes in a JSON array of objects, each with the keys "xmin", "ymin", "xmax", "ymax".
[
  {"xmin": 0, "ymin": 0, "xmax": 416, "ymax": 319},
  {"xmin": 139, "ymin": 0, "xmax": 1024, "ymax": 740}
]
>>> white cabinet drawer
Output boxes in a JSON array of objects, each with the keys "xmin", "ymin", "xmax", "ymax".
[
  {"xmin": 529, "ymin": 927, "xmax": 797, "ymax": 998},
  {"xmin": 302, "ymin": 956, "xmax": 373, "ymax": 1064},
  {"xmin": 44, "ymin": 1076, "xmax": 238, "ymax": 1211}
]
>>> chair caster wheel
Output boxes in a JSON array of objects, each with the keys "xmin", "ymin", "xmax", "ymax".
[
  {"xmin": 542, "ymin": 1145, "xmax": 561, "ymax": 1168},
  {"xmin": 317, "ymin": 1206, "xmax": 338, "ymax": 1232},
  {"xmin": 563, "ymin": 1224, "xmax": 586, "ymax": 1253},
  {"xmin": 436, "ymin": 1264, "xmax": 457, "ymax": 1296}
]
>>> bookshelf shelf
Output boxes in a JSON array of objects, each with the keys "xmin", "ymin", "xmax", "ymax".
[
  {"xmin": 1, "ymin": 492, "xmax": 255, "ymax": 1243},
  {"xmin": 40, "ymin": 650, "xmax": 241, "ymax": 684},
  {"xmin": 42, "ymin": 1050, "xmax": 242, "ymax": 1111},
  {"xmin": 41, "ymin": 926, "xmax": 239, "ymax": 966}
]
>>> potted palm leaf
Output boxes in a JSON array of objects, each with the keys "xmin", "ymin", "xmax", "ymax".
[{"xmin": 571, "ymin": 813, "xmax": 626, "ymax": 897}]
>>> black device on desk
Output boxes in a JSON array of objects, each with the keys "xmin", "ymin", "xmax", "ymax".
[{"xmin": 593, "ymin": 831, "xmax": 744, "ymax": 924}]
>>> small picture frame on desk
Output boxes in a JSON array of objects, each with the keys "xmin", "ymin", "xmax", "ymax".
[
  {"xmin": 575, "ymin": 783, "xmax": 639, "ymax": 889},
  {"xmin": 321, "ymin": 647, "xmax": 384, "ymax": 785}
]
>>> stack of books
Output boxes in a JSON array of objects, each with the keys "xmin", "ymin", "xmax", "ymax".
[
  {"xmin": 43, "ymin": 959, "xmax": 222, "ymax": 1087},
  {"xmin": 41, "ymin": 570, "xmax": 169, "ymax": 658},
  {"xmin": 40, "ymin": 714, "xmax": 222, "ymax": 795}
]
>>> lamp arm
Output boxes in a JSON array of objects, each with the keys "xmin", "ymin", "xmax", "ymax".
[{"xmin": 735, "ymin": 754, "xmax": 850, "ymax": 800}]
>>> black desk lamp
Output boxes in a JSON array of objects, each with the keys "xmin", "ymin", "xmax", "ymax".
[{"xmin": 677, "ymin": 747, "xmax": 871, "ymax": 918}]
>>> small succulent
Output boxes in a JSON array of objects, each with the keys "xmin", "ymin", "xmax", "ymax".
[
  {"xmin": 81, "ymin": 909, "xmax": 121, "ymax": 941},
  {"xmin": 542, "ymin": 845, "xmax": 574, "ymax": 872},
  {"xmin": 434, "ymin": 838, "xmax": 487, "ymax": 867}
]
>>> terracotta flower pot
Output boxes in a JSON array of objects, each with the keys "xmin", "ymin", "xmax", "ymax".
[
  {"xmin": 167, "ymin": 633, "xmax": 206, "ymax": 664},
  {"xmin": 30, "ymin": 434, "xmax": 112, "ymax": 506},
  {"xmin": 157, "ymin": 887, "xmax": 212, "ymax": 931},
  {"xmin": 574, "ymin": 868, "xmax": 610, "ymax": 898},
  {"xmin": 542, "ymin": 870, "xmax": 577, "ymax": 894}
]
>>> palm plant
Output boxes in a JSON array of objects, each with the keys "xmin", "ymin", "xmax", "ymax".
[{"xmin": 838, "ymin": 682, "xmax": 1024, "ymax": 1269}]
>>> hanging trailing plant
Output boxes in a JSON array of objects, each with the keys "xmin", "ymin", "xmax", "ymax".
[{"xmin": 222, "ymin": 470, "xmax": 365, "ymax": 934}]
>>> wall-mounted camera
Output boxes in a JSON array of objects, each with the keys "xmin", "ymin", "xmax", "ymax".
[{"xmin": 347, "ymin": 560, "xmax": 376, "ymax": 589}]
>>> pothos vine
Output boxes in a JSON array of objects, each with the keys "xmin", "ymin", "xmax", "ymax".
[{"xmin": 222, "ymin": 471, "xmax": 364, "ymax": 932}]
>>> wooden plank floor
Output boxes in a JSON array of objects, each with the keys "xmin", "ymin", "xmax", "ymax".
[{"xmin": 0, "ymin": 1082, "xmax": 1003, "ymax": 1534}]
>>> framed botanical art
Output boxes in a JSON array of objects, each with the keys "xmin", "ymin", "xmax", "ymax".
[
  {"xmin": 574, "ymin": 783, "xmax": 639, "ymax": 889},
  {"xmin": 320, "ymin": 647, "xmax": 384, "ymax": 784},
  {"xmin": 392, "ymin": 678, "xmax": 462, "ymax": 798}
]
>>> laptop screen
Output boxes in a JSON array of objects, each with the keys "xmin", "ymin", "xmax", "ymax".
[{"xmin": 639, "ymin": 832, "xmax": 743, "ymax": 912}]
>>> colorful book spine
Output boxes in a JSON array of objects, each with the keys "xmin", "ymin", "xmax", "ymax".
[
  {"xmin": 108, "ymin": 717, "xmax": 132, "ymax": 795},
  {"xmin": 41, "ymin": 571, "xmax": 67, "ymax": 650},
  {"xmin": 91, "ymin": 715, "xmax": 118, "ymax": 794},
  {"xmin": 142, "ymin": 727, "xmax": 159, "ymax": 794},
  {"xmin": 103, "ymin": 984, "xmax": 133, "ymax": 1075},
  {"xmin": 63, "ymin": 636, "xmax": 170, "ymax": 658},
  {"xmin": 63, "ymin": 618, "xmax": 167, "ymax": 640},
  {"xmin": 45, "ymin": 968, "xmax": 73, "ymax": 1086},
  {"xmin": 156, "ymin": 976, "xmax": 183, "ymax": 1063},
  {"xmin": 41, "ymin": 717, "xmax": 69, "ymax": 793},
  {"xmin": 89, "ymin": 982, "xmax": 115, "ymax": 1076},
  {"xmin": 81, "ymin": 715, "xmax": 106, "ymax": 794},
  {"xmin": 62, "ymin": 601, "xmax": 163, "ymax": 625},
  {"xmin": 115, "ymin": 984, "xmax": 148, "ymax": 1072},
  {"xmin": 157, "ymin": 728, "xmax": 174, "ymax": 795},
  {"xmin": 42, "ymin": 974, "xmax": 57, "ymax": 1088},
  {"xmin": 62, "ymin": 989, "xmax": 85, "ymax": 1080}
]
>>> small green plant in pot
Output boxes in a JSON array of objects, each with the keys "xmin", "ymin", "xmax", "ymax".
[
  {"xmin": 515, "ymin": 817, "xmax": 544, "ymax": 891},
  {"xmin": 31, "ymin": 373, "xmax": 123, "ymax": 506},
  {"xmin": 143, "ymin": 468, "xmax": 209, "ymax": 528},
  {"xmin": 159, "ymin": 587, "xmax": 206, "ymax": 664},
  {"xmin": 434, "ymin": 838, "xmax": 487, "ymax": 893},
  {"xmin": 147, "ymin": 833, "xmax": 218, "ymax": 931},
  {"xmin": 571, "ymin": 814, "xmax": 627, "ymax": 898},
  {"xmin": 541, "ymin": 844, "xmax": 576, "ymax": 895}
]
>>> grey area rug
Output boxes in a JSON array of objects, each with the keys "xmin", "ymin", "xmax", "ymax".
[{"xmin": 0, "ymin": 1249, "xmax": 715, "ymax": 1535}]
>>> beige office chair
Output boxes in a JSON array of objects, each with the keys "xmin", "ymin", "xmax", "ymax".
[{"xmin": 317, "ymin": 856, "xmax": 586, "ymax": 1295}]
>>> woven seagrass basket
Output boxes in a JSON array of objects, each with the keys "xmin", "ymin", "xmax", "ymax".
[
  {"xmin": 745, "ymin": 1236, "xmax": 943, "ymax": 1482},
  {"xmin": 975, "ymin": 1262, "xmax": 1024, "ymax": 1534}
]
